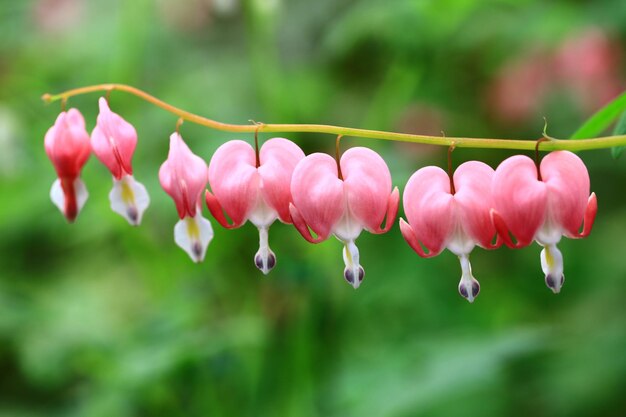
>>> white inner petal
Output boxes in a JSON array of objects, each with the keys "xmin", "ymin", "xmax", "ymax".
[
  {"xmin": 540, "ymin": 243, "xmax": 564, "ymax": 294},
  {"xmin": 333, "ymin": 210, "xmax": 363, "ymax": 242},
  {"xmin": 50, "ymin": 178, "xmax": 88, "ymax": 218},
  {"xmin": 535, "ymin": 195, "xmax": 564, "ymax": 245},
  {"xmin": 109, "ymin": 175, "xmax": 150, "ymax": 226},
  {"xmin": 247, "ymin": 186, "xmax": 278, "ymax": 228},
  {"xmin": 446, "ymin": 216, "xmax": 475, "ymax": 256},
  {"xmin": 174, "ymin": 210, "xmax": 214, "ymax": 263}
]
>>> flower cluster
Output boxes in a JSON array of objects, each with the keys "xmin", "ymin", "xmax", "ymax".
[
  {"xmin": 44, "ymin": 100, "xmax": 597, "ymax": 301},
  {"xmin": 400, "ymin": 151, "xmax": 597, "ymax": 302}
]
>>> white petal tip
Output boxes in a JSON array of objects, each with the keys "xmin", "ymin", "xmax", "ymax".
[
  {"xmin": 109, "ymin": 175, "xmax": 150, "ymax": 226},
  {"xmin": 174, "ymin": 213, "xmax": 214, "ymax": 263},
  {"xmin": 545, "ymin": 274, "xmax": 564, "ymax": 294},
  {"xmin": 255, "ymin": 228, "xmax": 276, "ymax": 275},
  {"xmin": 343, "ymin": 266, "xmax": 364, "ymax": 289},
  {"xmin": 50, "ymin": 178, "xmax": 88, "ymax": 222}
]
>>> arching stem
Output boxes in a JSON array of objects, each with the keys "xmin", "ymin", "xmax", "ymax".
[{"xmin": 41, "ymin": 84, "xmax": 626, "ymax": 152}]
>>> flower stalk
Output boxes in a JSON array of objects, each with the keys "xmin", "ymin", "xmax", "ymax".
[{"xmin": 42, "ymin": 83, "xmax": 626, "ymax": 152}]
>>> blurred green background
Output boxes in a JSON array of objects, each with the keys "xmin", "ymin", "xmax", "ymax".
[{"xmin": 1, "ymin": 0, "xmax": 626, "ymax": 416}]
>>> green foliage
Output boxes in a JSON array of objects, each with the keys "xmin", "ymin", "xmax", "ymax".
[
  {"xmin": 611, "ymin": 111, "xmax": 626, "ymax": 158},
  {"xmin": 570, "ymin": 92, "xmax": 626, "ymax": 139}
]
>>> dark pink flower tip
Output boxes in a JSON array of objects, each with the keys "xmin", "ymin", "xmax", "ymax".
[
  {"xmin": 492, "ymin": 155, "xmax": 547, "ymax": 248},
  {"xmin": 399, "ymin": 218, "xmax": 439, "ymax": 258},
  {"xmin": 159, "ymin": 133, "xmax": 208, "ymax": 219},
  {"xmin": 44, "ymin": 108, "xmax": 91, "ymax": 222},
  {"xmin": 91, "ymin": 97, "xmax": 137, "ymax": 179},
  {"xmin": 207, "ymin": 138, "xmax": 305, "ymax": 229},
  {"xmin": 44, "ymin": 108, "xmax": 91, "ymax": 179}
]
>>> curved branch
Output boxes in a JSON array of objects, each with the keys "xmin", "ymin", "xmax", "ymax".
[{"xmin": 42, "ymin": 83, "xmax": 626, "ymax": 152}]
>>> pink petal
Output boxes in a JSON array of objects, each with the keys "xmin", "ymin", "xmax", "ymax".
[
  {"xmin": 540, "ymin": 151, "xmax": 591, "ymax": 237},
  {"xmin": 402, "ymin": 166, "xmax": 455, "ymax": 255},
  {"xmin": 341, "ymin": 147, "xmax": 393, "ymax": 232},
  {"xmin": 290, "ymin": 153, "xmax": 345, "ymax": 241},
  {"xmin": 492, "ymin": 155, "xmax": 547, "ymax": 247},
  {"xmin": 159, "ymin": 133, "xmax": 208, "ymax": 219},
  {"xmin": 289, "ymin": 203, "xmax": 325, "ymax": 243},
  {"xmin": 453, "ymin": 161, "xmax": 497, "ymax": 249},
  {"xmin": 208, "ymin": 140, "xmax": 259, "ymax": 227},
  {"xmin": 370, "ymin": 187, "xmax": 399, "ymax": 234},
  {"xmin": 570, "ymin": 192, "xmax": 597, "ymax": 238},
  {"xmin": 91, "ymin": 97, "xmax": 137, "ymax": 179},
  {"xmin": 258, "ymin": 138, "xmax": 305, "ymax": 223},
  {"xmin": 399, "ymin": 218, "xmax": 439, "ymax": 258},
  {"xmin": 44, "ymin": 109, "xmax": 91, "ymax": 179}
]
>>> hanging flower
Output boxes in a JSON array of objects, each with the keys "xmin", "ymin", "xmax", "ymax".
[
  {"xmin": 289, "ymin": 147, "xmax": 399, "ymax": 289},
  {"xmin": 205, "ymin": 138, "xmax": 305, "ymax": 274},
  {"xmin": 44, "ymin": 108, "xmax": 91, "ymax": 222},
  {"xmin": 491, "ymin": 151, "xmax": 597, "ymax": 293},
  {"xmin": 399, "ymin": 161, "xmax": 499, "ymax": 302},
  {"xmin": 91, "ymin": 97, "xmax": 150, "ymax": 225},
  {"xmin": 159, "ymin": 132, "xmax": 213, "ymax": 262}
]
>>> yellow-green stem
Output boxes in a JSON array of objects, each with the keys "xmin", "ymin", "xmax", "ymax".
[{"xmin": 41, "ymin": 83, "xmax": 626, "ymax": 152}]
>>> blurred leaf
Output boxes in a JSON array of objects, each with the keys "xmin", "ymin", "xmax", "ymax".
[
  {"xmin": 610, "ymin": 111, "xmax": 626, "ymax": 159},
  {"xmin": 570, "ymin": 91, "xmax": 626, "ymax": 139}
]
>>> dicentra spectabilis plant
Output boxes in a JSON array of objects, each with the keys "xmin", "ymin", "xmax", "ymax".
[
  {"xmin": 91, "ymin": 97, "xmax": 150, "ymax": 225},
  {"xmin": 40, "ymin": 84, "xmax": 623, "ymax": 302},
  {"xmin": 159, "ymin": 132, "xmax": 213, "ymax": 263},
  {"xmin": 289, "ymin": 147, "xmax": 399, "ymax": 288},
  {"xmin": 206, "ymin": 138, "xmax": 305, "ymax": 274},
  {"xmin": 44, "ymin": 108, "xmax": 91, "ymax": 222},
  {"xmin": 491, "ymin": 151, "xmax": 597, "ymax": 293},
  {"xmin": 399, "ymin": 161, "xmax": 499, "ymax": 302}
]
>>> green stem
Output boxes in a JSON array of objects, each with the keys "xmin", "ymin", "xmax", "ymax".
[{"xmin": 41, "ymin": 83, "xmax": 626, "ymax": 152}]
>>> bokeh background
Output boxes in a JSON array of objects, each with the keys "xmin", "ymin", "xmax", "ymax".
[{"xmin": 1, "ymin": 0, "xmax": 626, "ymax": 416}]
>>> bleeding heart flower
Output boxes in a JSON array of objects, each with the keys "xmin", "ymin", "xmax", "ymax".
[
  {"xmin": 399, "ymin": 161, "xmax": 499, "ymax": 303},
  {"xmin": 159, "ymin": 132, "xmax": 213, "ymax": 262},
  {"xmin": 205, "ymin": 138, "xmax": 305, "ymax": 274},
  {"xmin": 91, "ymin": 97, "xmax": 150, "ymax": 225},
  {"xmin": 491, "ymin": 151, "xmax": 597, "ymax": 294},
  {"xmin": 44, "ymin": 108, "xmax": 91, "ymax": 222},
  {"xmin": 289, "ymin": 147, "xmax": 399, "ymax": 289}
]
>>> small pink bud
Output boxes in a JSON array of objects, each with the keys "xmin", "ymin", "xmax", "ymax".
[
  {"xmin": 44, "ymin": 108, "xmax": 91, "ymax": 222},
  {"xmin": 91, "ymin": 97, "xmax": 149, "ymax": 225},
  {"xmin": 159, "ymin": 132, "xmax": 213, "ymax": 262}
]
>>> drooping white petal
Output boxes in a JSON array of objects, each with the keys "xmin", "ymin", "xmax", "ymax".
[
  {"xmin": 109, "ymin": 174, "xmax": 150, "ymax": 226},
  {"xmin": 540, "ymin": 243, "xmax": 564, "ymax": 294},
  {"xmin": 457, "ymin": 254, "xmax": 480, "ymax": 303},
  {"xmin": 342, "ymin": 239, "xmax": 364, "ymax": 289},
  {"xmin": 254, "ymin": 226, "xmax": 276, "ymax": 275},
  {"xmin": 50, "ymin": 178, "xmax": 88, "ymax": 219},
  {"xmin": 174, "ymin": 210, "xmax": 214, "ymax": 263}
]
